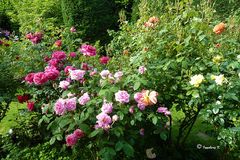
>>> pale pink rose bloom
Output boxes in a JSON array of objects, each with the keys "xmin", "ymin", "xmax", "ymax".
[
  {"xmin": 59, "ymin": 80, "xmax": 70, "ymax": 89},
  {"xmin": 90, "ymin": 70, "xmax": 97, "ymax": 76},
  {"xmin": 64, "ymin": 66, "xmax": 76, "ymax": 74},
  {"xmin": 157, "ymin": 107, "xmax": 171, "ymax": 116},
  {"xmin": 101, "ymin": 102, "xmax": 113, "ymax": 114},
  {"xmin": 54, "ymin": 98, "xmax": 66, "ymax": 115},
  {"xmin": 78, "ymin": 93, "xmax": 90, "ymax": 105},
  {"xmin": 138, "ymin": 66, "xmax": 147, "ymax": 74},
  {"xmin": 100, "ymin": 70, "xmax": 110, "ymax": 79},
  {"xmin": 69, "ymin": 69, "xmax": 86, "ymax": 80},
  {"xmin": 115, "ymin": 90, "xmax": 130, "ymax": 104},
  {"xmin": 65, "ymin": 97, "xmax": 77, "ymax": 111},
  {"xmin": 70, "ymin": 26, "xmax": 76, "ymax": 32},
  {"xmin": 129, "ymin": 106, "xmax": 134, "ymax": 114},
  {"xmin": 114, "ymin": 71, "xmax": 123, "ymax": 82},
  {"xmin": 95, "ymin": 112, "xmax": 112, "ymax": 130}
]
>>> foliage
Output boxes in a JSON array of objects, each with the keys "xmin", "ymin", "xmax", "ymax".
[
  {"xmin": 6, "ymin": 0, "xmax": 63, "ymax": 33},
  {"xmin": 108, "ymin": 0, "xmax": 240, "ymax": 158}
]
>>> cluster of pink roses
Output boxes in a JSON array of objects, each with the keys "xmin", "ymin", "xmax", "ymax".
[
  {"xmin": 25, "ymin": 32, "xmax": 43, "ymax": 44},
  {"xmin": 100, "ymin": 70, "xmax": 124, "ymax": 83},
  {"xmin": 54, "ymin": 93, "xmax": 90, "ymax": 115},
  {"xmin": 25, "ymin": 51, "xmax": 68, "ymax": 85},
  {"xmin": 66, "ymin": 129, "xmax": 84, "ymax": 147},
  {"xmin": 95, "ymin": 100, "xmax": 118, "ymax": 130},
  {"xmin": 54, "ymin": 97, "xmax": 77, "ymax": 115}
]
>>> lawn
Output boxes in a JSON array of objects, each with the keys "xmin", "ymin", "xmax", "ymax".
[{"xmin": 0, "ymin": 102, "xmax": 25, "ymax": 135}]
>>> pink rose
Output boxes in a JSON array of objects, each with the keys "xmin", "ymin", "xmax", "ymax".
[
  {"xmin": 69, "ymin": 52, "xmax": 77, "ymax": 58},
  {"xmin": 44, "ymin": 67, "xmax": 60, "ymax": 81},
  {"xmin": 54, "ymin": 98, "xmax": 66, "ymax": 115},
  {"xmin": 74, "ymin": 129, "xmax": 84, "ymax": 139},
  {"xmin": 157, "ymin": 107, "xmax": 171, "ymax": 116},
  {"xmin": 70, "ymin": 26, "xmax": 76, "ymax": 32},
  {"xmin": 66, "ymin": 133, "xmax": 78, "ymax": 147},
  {"xmin": 51, "ymin": 51, "xmax": 66, "ymax": 61},
  {"xmin": 100, "ymin": 70, "xmax": 110, "ymax": 79},
  {"xmin": 90, "ymin": 70, "xmax": 97, "ymax": 76},
  {"xmin": 69, "ymin": 69, "xmax": 85, "ymax": 80},
  {"xmin": 27, "ymin": 101, "xmax": 34, "ymax": 111},
  {"xmin": 114, "ymin": 71, "xmax": 123, "ymax": 81},
  {"xmin": 79, "ymin": 44, "xmax": 96, "ymax": 56},
  {"xmin": 25, "ymin": 73, "xmax": 35, "ymax": 84},
  {"xmin": 100, "ymin": 56, "xmax": 110, "ymax": 64},
  {"xmin": 101, "ymin": 102, "xmax": 113, "ymax": 114},
  {"xmin": 129, "ymin": 106, "xmax": 134, "ymax": 114},
  {"xmin": 78, "ymin": 93, "xmax": 90, "ymax": 105},
  {"xmin": 95, "ymin": 112, "xmax": 112, "ymax": 130},
  {"xmin": 81, "ymin": 63, "xmax": 90, "ymax": 70},
  {"xmin": 115, "ymin": 90, "xmax": 130, "ymax": 104},
  {"xmin": 33, "ymin": 72, "xmax": 48, "ymax": 85},
  {"xmin": 48, "ymin": 59, "xmax": 59, "ymax": 67},
  {"xmin": 138, "ymin": 66, "xmax": 147, "ymax": 74},
  {"xmin": 64, "ymin": 66, "xmax": 76, "ymax": 75},
  {"xmin": 65, "ymin": 97, "xmax": 77, "ymax": 111},
  {"xmin": 59, "ymin": 80, "xmax": 70, "ymax": 89}
]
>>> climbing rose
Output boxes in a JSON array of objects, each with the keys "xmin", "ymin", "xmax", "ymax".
[
  {"xmin": 27, "ymin": 101, "xmax": 34, "ymax": 111},
  {"xmin": 213, "ymin": 22, "xmax": 225, "ymax": 34},
  {"xmin": 69, "ymin": 69, "xmax": 85, "ymax": 80},
  {"xmin": 52, "ymin": 51, "xmax": 66, "ymax": 61},
  {"xmin": 59, "ymin": 80, "xmax": 70, "ymax": 89},
  {"xmin": 100, "ymin": 56, "xmax": 110, "ymax": 64},
  {"xmin": 25, "ymin": 73, "xmax": 35, "ymax": 84},
  {"xmin": 115, "ymin": 90, "xmax": 130, "ymax": 104},
  {"xmin": 33, "ymin": 72, "xmax": 48, "ymax": 85},
  {"xmin": 54, "ymin": 98, "xmax": 66, "ymax": 115},
  {"xmin": 80, "ymin": 44, "xmax": 96, "ymax": 56},
  {"xmin": 66, "ymin": 133, "xmax": 78, "ymax": 147},
  {"xmin": 78, "ymin": 93, "xmax": 90, "ymax": 105}
]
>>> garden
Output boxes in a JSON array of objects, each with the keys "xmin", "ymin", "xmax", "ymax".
[{"xmin": 0, "ymin": 0, "xmax": 239, "ymax": 159}]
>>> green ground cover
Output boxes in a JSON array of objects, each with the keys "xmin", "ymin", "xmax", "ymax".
[{"xmin": 0, "ymin": 102, "xmax": 25, "ymax": 135}]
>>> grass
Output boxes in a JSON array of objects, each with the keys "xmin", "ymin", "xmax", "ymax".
[{"xmin": 0, "ymin": 102, "xmax": 25, "ymax": 135}]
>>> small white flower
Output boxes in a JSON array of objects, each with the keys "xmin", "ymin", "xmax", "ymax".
[
  {"xmin": 112, "ymin": 115, "xmax": 119, "ymax": 122},
  {"xmin": 8, "ymin": 129, "xmax": 13, "ymax": 134},
  {"xmin": 214, "ymin": 74, "xmax": 227, "ymax": 86}
]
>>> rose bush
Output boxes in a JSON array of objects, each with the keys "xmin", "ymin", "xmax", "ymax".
[{"xmin": 2, "ymin": 0, "xmax": 240, "ymax": 159}]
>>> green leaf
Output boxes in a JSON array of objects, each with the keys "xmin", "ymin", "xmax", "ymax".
[
  {"xmin": 59, "ymin": 118, "xmax": 71, "ymax": 128},
  {"xmin": 115, "ymin": 141, "xmax": 124, "ymax": 151},
  {"xmin": 152, "ymin": 117, "xmax": 158, "ymax": 125},
  {"xmin": 123, "ymin": 143, "xmax": 134, "ymax": 157},
  {"xmin": 133, "ymin": 81, "xmax": 141, "ymax": 90},
  {"xmin": 99, "ymin": 147, "xmax": 116, "ymax": 160},
  {"xmin": 88, "ymin": 129, "xmax": 103, "ymax": 138},
  {"xmin": 160, "ymin": 132, "xmax": 168, "ymax": 141},
  {"xmin": 212, "ymin": 108, "xmax": 219, "ymax": 114},
  {"xmin": 50, "ymin": 137, "xmax": 56, "ymax": 145}
]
